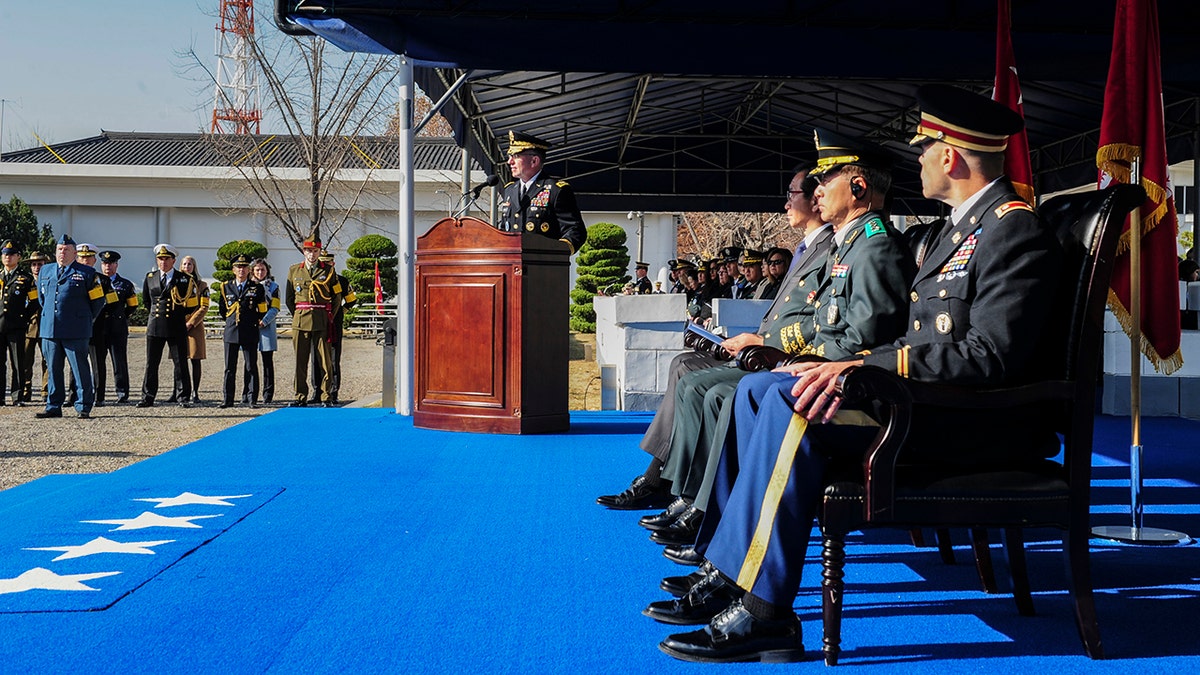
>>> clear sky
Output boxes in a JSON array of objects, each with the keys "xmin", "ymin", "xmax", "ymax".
[{"xmin": 0, "ymin": 1, "xmax": 238, "ymax": 152}]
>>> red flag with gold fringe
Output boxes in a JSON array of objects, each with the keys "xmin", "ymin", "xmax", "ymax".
[
  {"xmin": 993, "ymin": 0, "xmax": 1034, "ymax": 204},
  {"xmin": 1097, "ymin": 0, "xmax": 1182, "ymax": 374}
]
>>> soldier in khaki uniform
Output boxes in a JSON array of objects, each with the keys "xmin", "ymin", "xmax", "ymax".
[{"xmin": 286, "ymin": 236, "xmax": 342, "ymax": 407}]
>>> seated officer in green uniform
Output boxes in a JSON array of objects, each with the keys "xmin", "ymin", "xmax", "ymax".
[
  {"xmin": 641, "ymin": 130, "xmax": 916, "ymax": 554},
  {"xmin": 497, "ymin": 131, "xmax": 587, "ymax": 255}
]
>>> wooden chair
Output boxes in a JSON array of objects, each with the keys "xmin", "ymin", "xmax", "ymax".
[{"xmin": 817, "ymin": 184, "xmax": 1145, "ymax": 665}]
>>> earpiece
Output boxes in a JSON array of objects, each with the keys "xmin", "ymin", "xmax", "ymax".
[{"xmin": 850, "ymin": 180, "xmax": 866, "ymax": 199}]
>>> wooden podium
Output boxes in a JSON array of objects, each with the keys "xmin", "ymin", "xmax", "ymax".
[{"xmin": 413, "ymin": 216, "xmax": 571, "ymax": 433}]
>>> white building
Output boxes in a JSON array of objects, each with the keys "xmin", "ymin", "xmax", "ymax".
[{"xmin": 0, "ymin": 132, "xmax": 680, "ymax": 282}]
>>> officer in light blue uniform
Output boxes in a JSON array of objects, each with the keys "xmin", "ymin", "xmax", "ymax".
[{"xmin": 35, "ymin": 234, "xmax": 106, "ymax": 419}]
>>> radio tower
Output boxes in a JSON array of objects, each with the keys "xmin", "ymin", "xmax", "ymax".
[{"xmin": 211, "ymin": 0, "xmax": 262, "ymax": 134}]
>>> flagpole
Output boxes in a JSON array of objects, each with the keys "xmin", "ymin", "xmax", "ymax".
[{"xmin": 1093, "ymin": 155, "xmax": 1191, "ymax": 546}]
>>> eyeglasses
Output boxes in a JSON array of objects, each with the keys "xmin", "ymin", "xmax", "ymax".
[
  {"xmin": 785, "ymin": 188, "xmax": 811, "ymax": 200},
  {"xmin": 766, "ymin": 259, "xmax": 787, "ymax": 266}
]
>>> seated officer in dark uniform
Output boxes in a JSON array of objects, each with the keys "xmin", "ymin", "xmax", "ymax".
[
  {"xmin": 655, "ymin": 86, "xmax": 1054, "ymax": 664},
  {"xmin": 216, "ymin": 254, "xmax": 268, "ymax": 408},
  {"xmin": 496, "ymin": 131, "xmax": 587, "ymax": 255}
]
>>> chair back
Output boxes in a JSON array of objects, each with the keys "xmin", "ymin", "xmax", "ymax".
[{"xmin": 1035, "ymin": 184, "xmax": 1145, "ymax": 491}]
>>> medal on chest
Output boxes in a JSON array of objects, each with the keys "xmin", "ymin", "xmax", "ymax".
[{"xmin": 937, "ymin": 226, "xmax": 981, "ymax": 282}]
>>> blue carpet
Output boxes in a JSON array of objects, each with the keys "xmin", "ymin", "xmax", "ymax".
[{"xmin": 0, "ymin": 411, "xmax": 1197, "ymax": 673}]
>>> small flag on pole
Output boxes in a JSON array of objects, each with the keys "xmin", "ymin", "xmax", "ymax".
[{"xmin": 374, "ymin": 261, "xmax": 385, "ymax": 314}]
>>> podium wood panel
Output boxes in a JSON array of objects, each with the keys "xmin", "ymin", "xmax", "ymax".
[{"xmin": 414, "ymin": 217, "xmax": 570, "ymax": 434}]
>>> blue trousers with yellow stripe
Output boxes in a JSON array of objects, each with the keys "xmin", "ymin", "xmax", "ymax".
[{"xmin": 703, "ymin": 371, "xmax": 877, "ymax": 606}]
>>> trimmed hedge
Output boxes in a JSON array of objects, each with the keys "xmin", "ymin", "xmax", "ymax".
[{"xmin": 569, "ymin": 222, "xmax": 630, "ymax": 333}]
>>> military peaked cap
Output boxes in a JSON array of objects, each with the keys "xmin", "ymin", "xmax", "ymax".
[
  {"xmin": 99, "ymin": 250, "xmax": 121, "ymax": 263},
  {"xmin": 910, "ymin": 84, "xmax": 1025, "ymax": 153},
  {"xmin": 810, "ymin": 128, "xmax": 894, "ymax": 176},
  {"xmin": 507, "ymin": 130, "xmax": 552, "ymax": 155}
]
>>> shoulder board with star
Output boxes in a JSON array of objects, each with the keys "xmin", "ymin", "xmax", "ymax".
[
  {"xmin": 995, "ymin": 200, "xmax": 1035, "ymax": 219},
  {"xmin": 864, "ymin": 216, "xmax": 887, "ymax": 238},
  {"xmin": 556, "ymin": 179, "xmax": 570, "ymax": 188}
]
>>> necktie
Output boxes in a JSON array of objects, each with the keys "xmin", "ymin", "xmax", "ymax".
[{"xmin": 786, "ymin": 241, "xmax": 807, "ymax": 276}]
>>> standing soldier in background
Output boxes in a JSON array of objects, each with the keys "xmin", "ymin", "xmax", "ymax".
[
  {"xmin": 286, "ymin": 236, "xmax": 342, "ymax": 407},
  {"xmin": 98, "ymin": 250, "xmax": 138, "ymax": 404},
  {"xmin": 250, "ymin": 259, "xmax": 280, "ymax": 405},
  {"xmin": 65, "ymin": 244, "xmax": 118, "ymax": 406},
  {"xmin": 35, "ymin": 234, "xmax": 106, "ymax": 419},
  {"xmin": 178, "ymin": 255, "xmax": 210, "ymax": 405},
  {"xmin": 310, "ymin": 250, "xmax": 356, "ymax": 405},
  {"xmin": 1, "ymin": 241, "xmax": 38, "ymax": 406},
  {"xmin": 136, "ymin": 244, "xmax": 198, "ymax": 408},
  {"xmin": 20, "ymin": 250, "xmax": 49, "ymax": 404},
  {"xmin": 216, "ymin": 254, "xmax": 267, "ymax": 409}
]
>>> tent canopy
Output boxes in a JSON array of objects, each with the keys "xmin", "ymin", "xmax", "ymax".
[{"xmin": 275, "ymin": 0, "xmax": 1199, "ymax": 214}]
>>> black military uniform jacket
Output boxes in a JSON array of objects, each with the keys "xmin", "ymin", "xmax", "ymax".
[
  {"xmin": 634, "ymin": 276, "xmax": 653, "ymax": 294},
  {"xmin": 143, "ymin": 269, "xmax": 199, "ymax": 339},
  {"xmin": 497, "ymin": 174, "xmax": 587, "ymax": 254},
  {"xmin": 762, "ymin": 212, "xmax": 915, "ymax": 360},
  {"xmin": 0, "ymin": 267, "xmax": 37, "ymax": 335},
  {"xmin": 861, "ymin": 180, "xmax": 1063, "ymax": 459},
  {"xmin": 101, "ymin": 273, "xmax": 138, "ymax": 338},
  {"xmin": 217, "ymin": 279, "xmax": 268, "ymax": 347},
  {"xmin": 89, "ymin": 275, "xmax": 121, "ymax": 345}
]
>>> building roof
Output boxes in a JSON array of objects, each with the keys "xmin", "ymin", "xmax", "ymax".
[{"xmin": 0, "ymin": 131, "xmax": 473, "ymax": 172}]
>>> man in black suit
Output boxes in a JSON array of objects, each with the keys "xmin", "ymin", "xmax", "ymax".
[
  {"xmin": 136, "ymin": 244, "xmax": 199, "ymax": 408},
  {"xmin": 597, "ymin": 163, "xmax": 834, "ymax": 509},
  {"xmin": 496, "ymin": 131, "xmax": 587, "ymax": 255},
  {"xmin": 216, "ymin": 254, "xmax": 267, "ymax": 408}
]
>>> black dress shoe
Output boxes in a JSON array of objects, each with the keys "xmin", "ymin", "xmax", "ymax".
[
  {"xmin": 115, "ymin": 395, "xmax": 129, "ymax": 404},
  {"xmin": 289, "ymin": 400, "xmax": 308, "ymax": 408},
  {"xmin": 78, "ymin": 411, "xmax": 91, "ymax": 419},
  {"xmin": 35, "ymin": 409, "xmax": 63, "ymax": 419},
  {"xmin": 659, "ymin": 600, "xmax": 804, "ymax": 663},
  {"xmin": 640, "ymin": 497, "xmax": 692, "ymax": 532},
  {"xmin": 166, "ymin": 395, "xmax": 178, "ymax": 403},
  {"xmin": 664, "ymin": 544, "xmax": 706, "ymax": 567},
  {"xmin": 596, "ymin": 475, "xmax": 673, "ymax": 510},
  {"xmin": 248, "ymin": 401, "xmax": 258, "ymax": 409},
  {"xmin": 650, "ymin": 506, "xmax": 704, "ymax": 546},
  {"xmin": 219, "ymin": 402, "xmax": 233, "ymax": 409},
  {"xmin": 308, "ymin": 396, "xmax": 321, "ymax": 404},
  {"xmin": 178, "ymin": 402, "xmax": 192, "ymax": 409},
  {"xmin": 662, "ymin": 561, "xmax": 714, "ymax": 598},
  {"xmin": 644, "ymin": 566, "xmax": 740, "ymax": 625},
  {"xmin": 322, "ymin": 401, "xmax": 334, "ymax": 408},
  {"xmin": 135, "ymin": 400, "xmax": 154, "ymax": 408}
]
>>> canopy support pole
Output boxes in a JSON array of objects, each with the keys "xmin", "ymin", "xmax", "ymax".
[{"xmin": 396, "ymin": 55, "xmax": 416, "ymax": 415}]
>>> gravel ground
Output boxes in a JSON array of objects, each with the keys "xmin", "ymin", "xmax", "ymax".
[
  {"xmin": 0, "ymin": 331, "xmax": 387, "ymax": 491},
  {"xmin": 0, "ymin": 331, "xmax": 603, "ymax": 491}
]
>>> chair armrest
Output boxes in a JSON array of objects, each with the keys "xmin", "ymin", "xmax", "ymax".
[
  {"xmin": 833, "ymin": 366, "xmax": 1076, "ymax": 521},
  {"xmin": 735, "ymin": 346, "xmax": 827, "ymax": 372}
]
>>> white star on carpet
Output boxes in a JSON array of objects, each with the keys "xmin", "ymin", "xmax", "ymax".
[
  {"xmin": 133, "ymin": 492, "xmax": 253, "ymax": 508},
  {"xmin": 0, "ymin": 568, "xmax": 121, "ymax": 595},
  {"xmin": 25, "ymin": 537, "xmax": 176, "ymax": 561},
  {"xmin": 82, "ymin": 512, "xmax": 222, "ymax": 531}
]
